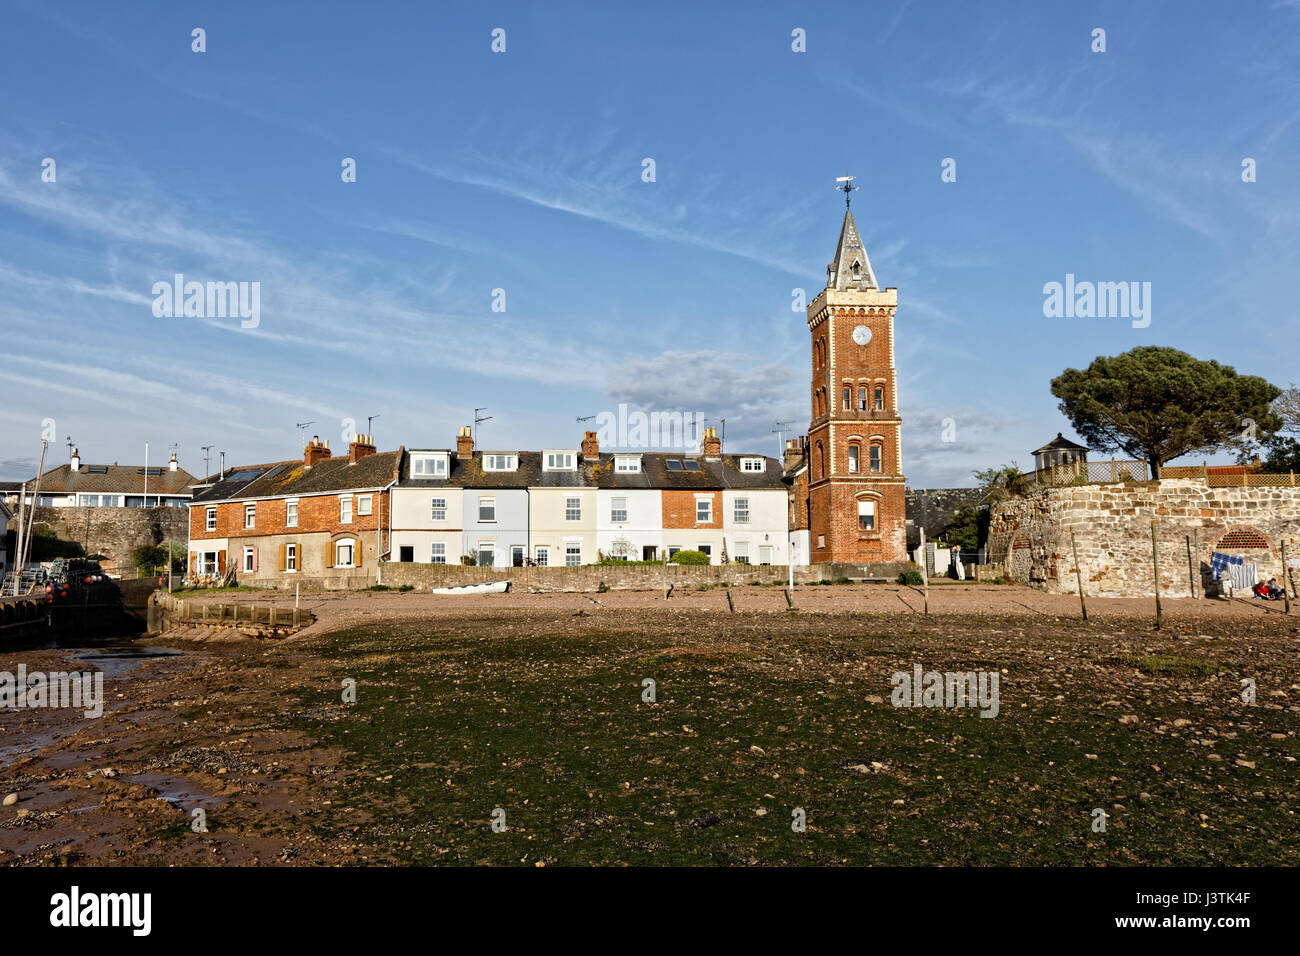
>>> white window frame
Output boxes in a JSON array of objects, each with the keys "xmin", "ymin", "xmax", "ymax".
[
  {"xmin": 412, "ymin": 454, "xmax": 448, "ymax": 478},
  {"xmin": 483, "ymin": 454, "xmax": 517, "ymax": 472},
  {"xmin": 858, "ymin": 499, "xmax": 876, "ymax": 532},
  {"xmin": 477, "ymin": 544, "xmax": 495, "ymax": 567},
  {"xmin": 286, "ymin": 498, "xmax": 298, "ymax": 528},
  {"xmin": 243, "ymin": 546, "xmax": 255, "ymax": 572},
  {"xmin": 741, "ymin": 458, "xmax": 763, "ymax": 472},
  {"xmin": 695, "ymin": 496, "xmax": 712, "ymax": 523},
  {"xmin": 734, "ymin": 497, "xmax": 750, "ymax": 523},
  {"xmin": 335, "ymin": 540, "xmax": 355, "ymax": 568},
  {"xmin": 615, "ymin": 456, "xmax": 640, "ymax": 473},
  {"xmin": 611, "ymin": 497, "xmax": 628, "ymax": 523},
  {"xmin": 735, "ymin": 541, "xmax": 749, "ymax": 564},
  {"xmin": 758, "ymin": 545, "xmax": 773, "ymax": 566},
  {"xmin": 478, "ymin": 496, "xmax": 496, "ymax": 523},
  {"xmin": 206, "ymin": 507, "xmax": 216, "ymax": 532},
  {"xmin": 565, "ymin": 543, "xmax": 582, "ymax": 566},
  {"xmin": 544, "ymin": 451, "xmax": 576, "ymax": 471},
  {"xmin": 534, "ymin": 546, "xmax": 549, "ymax": 567},
  {"xmin": 356, "ymin": 494, "xmax": 373, "ymax": 516},
  {"xmin": 565, "ymin": 496, "xmax": 582, "ymax": 521},
  {"xmin": 431, "ymin": 542, "xmax": 446, "ymax": 565},
  {"xmin": 244, "ymin": 503, "xmax": 256, "ymax": 529},
  {"xmin": 339, "ymin": 496, "xmax": 353, "ymax": 524},
  {"xmin": 286, "ymin": 543, "xmax": 297, "ymax": 572},
  {"xmin": 431, "ymin": 497, "xmax": 447, "ymax": 521}
]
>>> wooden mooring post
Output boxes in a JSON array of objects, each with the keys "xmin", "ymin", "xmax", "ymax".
[
  {"xmin": 1151, "ymin": 519, "xmax": 1163, "ymax": 630},
  {"xmin": 1070, "ymin": 532, "xmax": 1088, "ymax": 622}
]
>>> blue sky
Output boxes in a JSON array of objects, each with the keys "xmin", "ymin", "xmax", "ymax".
[{"xmin": 2, "ymin": 0, "xmax": 1298, "ymax": 486}]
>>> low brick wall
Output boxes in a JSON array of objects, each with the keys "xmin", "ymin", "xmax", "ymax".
[{"xmin": 987, "ymin": 479, "xmax": 1300, "ymax": 598}]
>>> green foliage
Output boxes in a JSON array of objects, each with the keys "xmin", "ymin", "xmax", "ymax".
[
  {"xmin": 941, "ymin": 504, "xmax": 987, "ymax": 551},
  {"xmin": 670, "ymin": 549, "xmax": 710, "ymax": 566},
  {"xmin": 459, "ymin": 554, "xmax": 476, "ymax": 566},
  {"xmin": 972, "ymin": 463, "xmax": 1027, "ymax": 500},
  {"xmin": 898, "ymin": 567, "xmax": 923, "ymax": 586},
  {"xmin": 1051, "ymin": 347, "xmax": 1282, "ymax": 470},
  {"xmin": 30, "ymin": 528, "xmax": 83, "ymax": 561},
  {"xmin": 132, "ymin": 543, "xmax": 167, "ymax": 571}
]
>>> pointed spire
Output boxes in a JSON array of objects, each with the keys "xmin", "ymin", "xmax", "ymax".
[{"xmin": 826, "ymin": 207, "xmax": 878, "ymax": 292}]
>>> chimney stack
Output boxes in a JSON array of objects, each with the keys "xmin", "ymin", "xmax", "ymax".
[
  {"xmin": 581, "ymin": 429, "xmax": 599, "ymax": 460},
  {"xmin": 783, "ymin": 437, "xmax": 805, "ymax": 472},
  {"xmin": 169, "ymin": 451, "xmax": 179, "ymax": 471},
  {"xmin": 456, "ymin": 425, "xmax": 474, "ymax": 459},
  {"xmin": 304, "ymin": 435, "xmax": 331, "ymax": 469},
  {"xmin": 70, "ymin": 448, "xmax": 80, "ymax": 472},
  {"xmin": 701, "ymin": 426, "xmax": 722, "ymax": 459},
  {"xmin": 348, "ymin": 433, "xmax": 377, "ymax": 464}
]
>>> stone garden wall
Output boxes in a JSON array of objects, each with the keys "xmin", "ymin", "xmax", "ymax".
[{"xmin": 986, "ymin": 479, "xmax": 1300, "ymax": 598}]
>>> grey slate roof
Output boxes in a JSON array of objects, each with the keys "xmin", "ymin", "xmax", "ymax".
[
  {"xmin": 1032, "ymin": 433, "xmax": 1089, "ymax": 455},
  {"xmin": 29, "ymin": 463, "xmax": 197, "ymax": 497},
  {"xmin": 207, "ymin": 448, "xmax": 785, "ymax": 500},
  {"xmin": 191, "ymin": 451, "xmax": 403, "ymax": 502},
  {"xmin": 827, "ymin": 207, "xmax": 878, "ymax": 291}
]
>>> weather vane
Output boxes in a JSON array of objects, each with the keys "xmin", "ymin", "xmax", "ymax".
[{"xmin": 835, "ymin": 175, "xmax": 859, "ymax": 208}]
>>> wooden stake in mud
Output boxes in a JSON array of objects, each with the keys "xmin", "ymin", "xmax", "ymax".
[
  {"xmin": 1282, "ymin": 539, "xmax": 1291, "ymax": 615},
  {"xmin": 1151, "ymin": 519, "xmax": 1162, "ymax": 630},
  {"xmin": 726, "ymin": 589, "xmax": 734, "ymax": 613},
  {"xmin": 1186, "ymin": 534, "xmax": 1196, "ymax": 599},
  {"xmin": 919, "ymin": 526, "xmax": 930, "ymax": 616},
  {"xmin": 1070, "ymin": 532, "xmax": 1088, "ymax": 622}
]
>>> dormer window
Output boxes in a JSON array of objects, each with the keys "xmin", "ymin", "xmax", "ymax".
[
  {"xmin": 544, "ymin": 450, "xmax": 577, "ymax": 471},
  {"xmin": 740, "ymin": 457, "xmax": 764, "ymax": 473},
  {"xmin": 411, "ymin": 453, "xmax": 448, "ymax": 478},
  {"xmin": 483, "ymin": 454, "xmax": 517, "ymax": 472},
  {"xmin": 615, "ymin": 456, "xmax": 641, "ymax": 473}
]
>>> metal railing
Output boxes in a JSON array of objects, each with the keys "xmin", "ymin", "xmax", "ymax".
[{"xmin": 1025, "ymin": 459, "xmax": 1299, "ymax": 490}]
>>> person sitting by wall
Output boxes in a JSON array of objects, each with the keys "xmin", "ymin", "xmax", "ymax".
[
  {"xmin": 1267, "ymin": 577, "xmax": 1285, "ymax": 600},
  {"xmin": 1253, "ymin": 580, "xmax": 1270, "ymax": 599}
]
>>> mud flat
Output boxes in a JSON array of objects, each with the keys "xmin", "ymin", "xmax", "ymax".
[{"xmin": 2, "ymin": 584, "xmax": 1296, "ymax": 866}]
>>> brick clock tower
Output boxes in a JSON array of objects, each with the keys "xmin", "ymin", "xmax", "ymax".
[{"xmin": 804, "ymin": 180, "xmax": 906, "ymax": 565}]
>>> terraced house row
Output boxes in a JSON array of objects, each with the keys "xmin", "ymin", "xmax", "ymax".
[{"xmin": 186, "ymin": 427, "xmax": 790, "ymax": 584}]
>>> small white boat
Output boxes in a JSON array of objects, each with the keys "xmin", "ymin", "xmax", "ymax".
[{"xmin": 430, "ymin": 580, "xmax": 510, "ymax": 595}]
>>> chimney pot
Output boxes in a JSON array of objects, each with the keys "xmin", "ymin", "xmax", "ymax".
[
  {"xmin": 581, "ymin": 429, "xmax": 599, "ymax": 460},
  {"xmin": 348, "ymin": 433, "xmax": 378, "ymax": 464}
]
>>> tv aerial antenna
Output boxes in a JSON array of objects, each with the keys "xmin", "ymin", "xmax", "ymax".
[{"xmin": 474, "ymin": 407, "xmax": 493, "ymax": 444}]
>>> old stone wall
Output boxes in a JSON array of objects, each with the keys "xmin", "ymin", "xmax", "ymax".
[
  {"xmin": 986, "ymin": 479, "xmax": 1300, "ymax": 598},
  {"xmin": 24, "ymin": 506, "xmax": 189, "ymax": 574}
]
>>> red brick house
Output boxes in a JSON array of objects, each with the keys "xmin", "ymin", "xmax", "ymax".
[{"xmin": 186, "ymin": 435, "xmax": 402, "ymax": 585}]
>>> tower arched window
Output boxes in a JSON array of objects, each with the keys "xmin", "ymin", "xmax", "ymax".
[
  {"xmin": 848, "ymin": 443, "xmax": 860, "ymax": 474},
  {"xmin": 858, "ymin": 387, "xmax": 867, "ymax": 411},
  {"xmin": 816, "ymin": 441, "xmax": 826, "ymax": 478},
  {"xmin": 874, "ymin": 387, "xmax": 884, "ymax": 411},
  {"xmin": 869, "ymin": 443, "xmax": 883, "ymax": 474},
  {"xmin": 842, "ymin": 387, "xmax": 851, "ymax": 410}
]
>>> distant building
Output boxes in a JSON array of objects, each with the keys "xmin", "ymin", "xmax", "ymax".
[
  {"xmin": 1031, "ymin": 433, "xmax": 1089, "ymax": 472},
  {"xmin": 7, "ymin": 449, "xmax": 195, "ymax": 509}
]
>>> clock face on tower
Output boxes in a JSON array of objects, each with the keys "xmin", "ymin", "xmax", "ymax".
[{"xmin": 852, "ymin": 324, "xmax": 872, "ymax": 346}]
